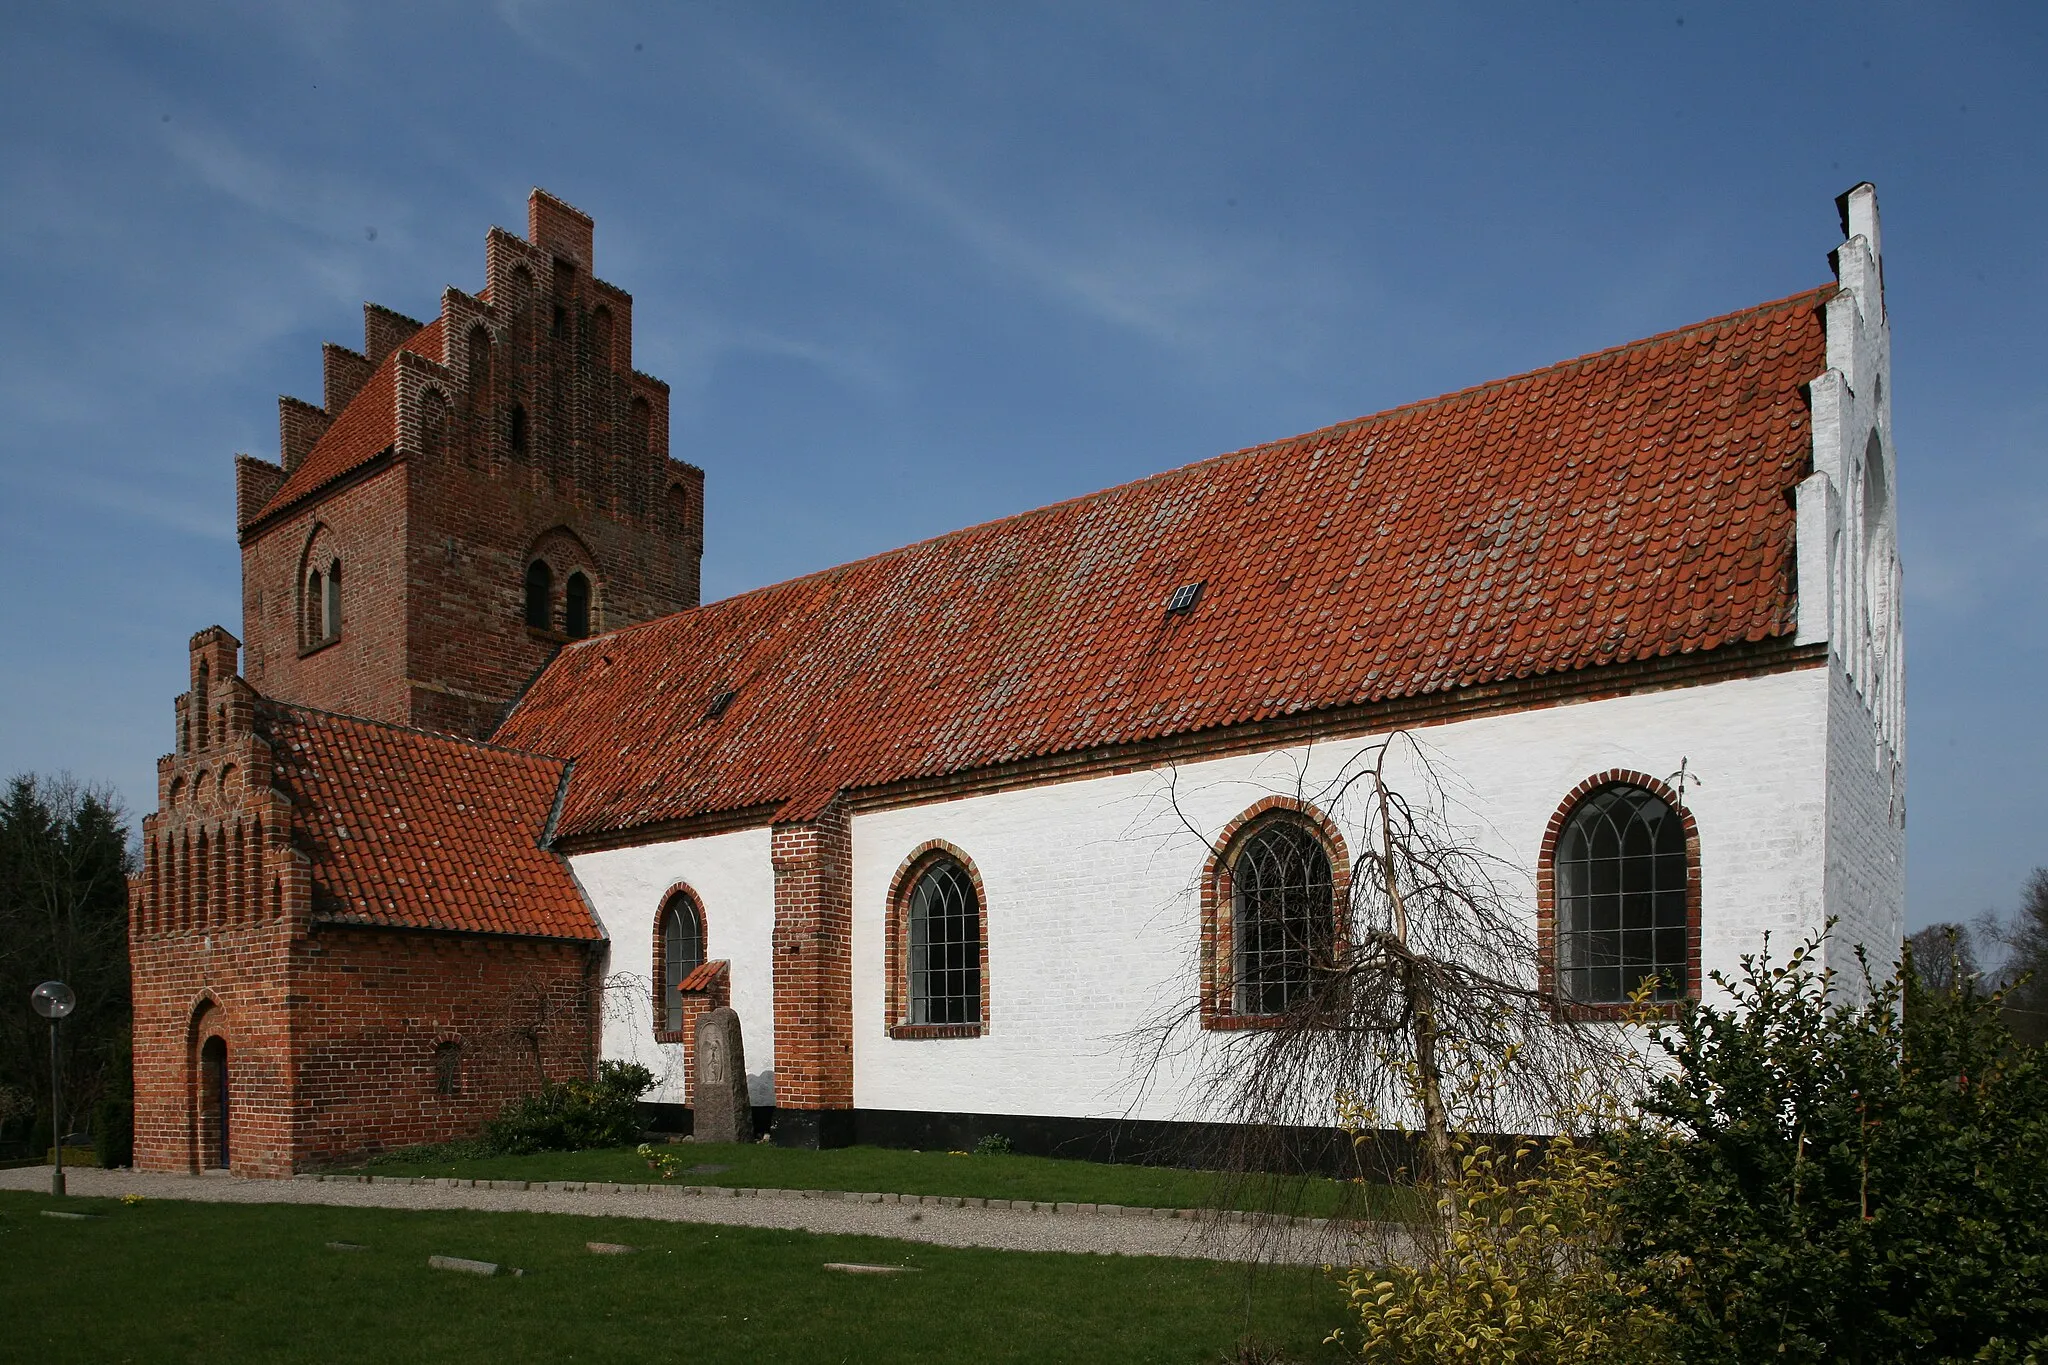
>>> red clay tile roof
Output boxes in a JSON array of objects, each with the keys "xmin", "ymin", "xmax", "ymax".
[
  {"xmin": 250, "ymin": 319, "xmax": 445, "ymax": 525},
  {"xmin": 263, "ymin": 702, "xmax": 599, "ymax": 939},
  {"xmin": 679, "ymin": 960, "xmax": 728, "ymax": 993},
  {"xmin": 498, "ymin": 286, "xmax": 1834, "ymax": 840}
]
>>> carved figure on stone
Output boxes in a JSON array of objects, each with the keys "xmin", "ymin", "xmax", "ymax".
[{"xmin": 693, "ymin": 1006, "xmax": 750, "ymax": 1144}]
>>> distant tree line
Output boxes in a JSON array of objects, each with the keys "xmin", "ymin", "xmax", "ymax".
[
  {"xmin": 1906, "ymin": 865, "xmax": 2048, "ymax": 1046},
  {"xmin": 0, "ymin": 774, "xmax": 133, "ymax": 1163}
]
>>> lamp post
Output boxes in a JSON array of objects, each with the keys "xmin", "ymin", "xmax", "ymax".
[{"xmin": 31, "ymin": 982, "xmax": 75, "ymax": 1196}]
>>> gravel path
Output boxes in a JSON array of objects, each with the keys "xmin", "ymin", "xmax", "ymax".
[{"xmin": 0, "ymin": 1165, "xmax": 1365, "ymax": 1265}]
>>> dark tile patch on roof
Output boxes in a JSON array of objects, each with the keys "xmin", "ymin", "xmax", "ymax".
[
  {"xmin": 264, "ymin": 702, "xmax": 599, "ymax": 940},
  {"xmin": 498, "ymin": 287, "xmax": 1834, "ymax": 839}
]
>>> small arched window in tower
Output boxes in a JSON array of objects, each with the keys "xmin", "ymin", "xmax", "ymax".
[
  {"xmin": 661, "ymin": 893, "xmax": 705, "ymax": 1035},
  {"xmin": 524, "ymin": 560, "xmax": 553, "ymax": 631},
  {"xmin": 564, "ymin": 572, "xmax": 593, "ymax": 639},
  {"xmin": 507, "ymin": 402, "xmax": 528, "ymax": 456},
  {"xmin": 1554, "ymin": 784, "xmax": 1690, "ymax": 1004},
  {"xmin": 591, "ymin": 306, "xmax": 614, "ymax": 371},
  {"xmin": 323, "ymin": 560, "xmax": 342, "ymax": 640},
  {"xmin": 1231, "ymin": 819, "xmax": 1335, "ymax": 1015},
  {"xmin": 305, "ymin": 568, "xmax": 324, "ymax": 645}
]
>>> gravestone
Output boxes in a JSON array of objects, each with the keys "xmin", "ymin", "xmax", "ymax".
[{"xmin": 693, "ymin": 1006, "xmax": 751, "ymax": 1144}]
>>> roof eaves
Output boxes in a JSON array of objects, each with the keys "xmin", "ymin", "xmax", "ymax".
[{"xmin": 237, "ymin": 444, "xmax": 397, "ymax": 540}]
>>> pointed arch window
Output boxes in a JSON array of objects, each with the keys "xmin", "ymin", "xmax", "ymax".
[
  {"xmin": 660, "ymin": 892, "xmax": 704, "ymax": 1035},
  {"xmin": 323, "ymin": 560, "xmax": 342, "ymax": 640},
  {"xmin": 1551, "ymin": 782, "xmax": 1693, "ymax": 1005},
  {"xmin": 565, "ymin": 572, "xmax": 592, "ymax": 639},
  {"xmin": 1231, "ymin": 820, "xmax": 1334, "ymax": 1016},
  {"xmin": 304, "ymin": 568, "xmax": 323, "ymax": 643},
  {"xmin": 908, "ymin": 858, "xmax": 981, "ymax": 1026},
  {"xmin": 303, "ymin": 551, "xmax": 341, "ymax": 649},
  {"xmin": 886, "ymin": 844, "xmax": 989, "ymax": 1038},
  {"xmin": 524, "ymin": 560, "xmax": 553, "ymax": 631}
]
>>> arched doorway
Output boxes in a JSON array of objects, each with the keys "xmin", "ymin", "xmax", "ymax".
[{"xmin": 198, "ymin": 1036, "xmax": 229, "ymax": 1169}]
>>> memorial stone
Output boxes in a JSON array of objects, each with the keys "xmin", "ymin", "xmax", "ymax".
[{"xmin": 693, "ymin": 1006, "xmax": 751, "ymax": 1144}]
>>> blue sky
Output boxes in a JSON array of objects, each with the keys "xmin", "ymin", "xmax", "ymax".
[{"xmin": 1, "ymin": 2, "xmax": 2041, "ymax": 929}]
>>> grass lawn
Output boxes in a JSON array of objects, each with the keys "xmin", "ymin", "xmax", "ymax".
[
  {"xmin": 0, "ymin": 1191, "xmax": 1348, "ymax": 1364},
  {"xmin": 351, "ymin": 1141, "xmax": 1415, "ymax": 1222}
]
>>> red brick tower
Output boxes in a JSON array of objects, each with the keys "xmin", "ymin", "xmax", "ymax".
[{"xmin": 232, "ymin": 190, "xmax": 704, "ymax": 738}]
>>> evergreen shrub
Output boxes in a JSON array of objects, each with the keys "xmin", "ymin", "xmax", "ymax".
[
  {"xmin": 483, "ymin": 1061, "xmax": 656, "ymax": 1155},
  {"xmin": 1608, "ymin": 937, "xmax": 2048, "ymax": 1364}
]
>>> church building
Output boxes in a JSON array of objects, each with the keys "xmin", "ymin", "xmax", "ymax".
[{"xmin": 128, "ymin": 186, "xmax": 1904, "ymax": 1174}]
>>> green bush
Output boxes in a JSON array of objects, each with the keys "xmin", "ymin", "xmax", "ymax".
[
  {"xmin": 972, "ymin": 1133, "xmax": 1012, "ymax": 1157},
  {"xmin": 93, "ymin": 1096, "xmax": 133, "ymax": 1168},
  {"xmin": 1607, "ymin": 936, "xmax": 2048, "ymax": 1364},
  {"xmin": 482, "ymin": 1061, "xmax": 655, "ymax": 1156}
]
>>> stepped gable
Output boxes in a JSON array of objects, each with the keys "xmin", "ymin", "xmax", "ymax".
[
  {"xmin": 498, "ymin": 285, "xmax": 1834, "ymax": 840},
  {"xmin": 247, "ymin": 319, "xmax": 444, "ymax": 527},
  {"xmin": 264, "ymin": 703, "xmax": 597, "ymax": 939}
]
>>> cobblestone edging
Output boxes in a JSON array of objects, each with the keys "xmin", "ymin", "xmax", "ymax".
[{"xmin": 294, "ymin": 1173, "xmax": 1334, "ymax": 1232}]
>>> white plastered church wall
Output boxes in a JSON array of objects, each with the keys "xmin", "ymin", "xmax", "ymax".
[
  {"xmin": 848, "ymin": 665, "xmax": 1832, "ymax": 1127},
  {"xmin": 1795, "ymin": 182, "xmax": 1906, "ymax": 989},
  {"xmin": 568, "ymin": 826, "xmax": 779, "ymax": 1106}
]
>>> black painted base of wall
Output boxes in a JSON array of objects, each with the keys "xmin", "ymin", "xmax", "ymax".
[
  {"xmin": 771, "ymin": 1108, "xmax": 859, "ymax": 1150},
  {"xmin": 638, "ymin": 1101, "xmax": 1405, "ymax": 1177},
  {"xmin": 639, "ymin": 1102, "xmax": 776, "ymax": 1141}
]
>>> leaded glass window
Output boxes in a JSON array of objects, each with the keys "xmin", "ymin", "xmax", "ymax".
[
  {"xmin": 1555, "ymin": 785, "xmax": 1689, "ymax": 1003},
  {"xmin": 662, "ymin": 894, "xmax": 704, "ymax": 1034},
  {"xmin": 1232, "ymin": 821, "xmax": 1334, "ymax": 1015},
  {"xmin": 908, "ymin": 857, "xmax": 981, "ymax": 1026}
]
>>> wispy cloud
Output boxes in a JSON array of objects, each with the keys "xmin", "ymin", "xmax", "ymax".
[
  {"xmin": 725, "ymin": 50, "xmax": 1236, "ymax": 351},
  {"xmin": 652, "ymin": 315, "xmax": 902, "ymax": 418},
  {"xmin": 491, "ymin": 0, "xmax": 596, "ymax": 74},
  {"xmin": 162, "ymin": 121, "xmax": 409, "ymax": 255},
  {"xmin": 0, "ymin": 464, "xmax": 229, "ymax": 543}
]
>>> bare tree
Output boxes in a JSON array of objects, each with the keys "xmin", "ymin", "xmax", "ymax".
[
  {"xmin": 1981, "ymin": 867, "xmax": 2048, "ymax": 1047},
  {"xmin": 1135, "ymin": 732, "xmax": 1643, "ymax": 1205},
  {"xmin": 1903, "ymin": 921, "xmax": 1982, "ymax": 996}
]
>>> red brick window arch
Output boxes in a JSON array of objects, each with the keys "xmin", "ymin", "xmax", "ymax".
[
  {"xmin": 1202, "ymin": 799, "xmax": 1351, "ymax": 1030},
  {"xmin": 1539, "ymin": 771, "xmax": 1701, "ymax": 1014},
  {"xmin": 886, "ymin": 841, "xmax": 989, "ymax": 1040},
  {"xmin": 298, "ymin": 525, "xmax": 342, "ymax": 651},
  {"xmin": 653, "ymin": 887, "xmax": 706, "ymax": 1040}
]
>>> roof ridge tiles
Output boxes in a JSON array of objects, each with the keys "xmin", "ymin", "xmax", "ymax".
[
  {"xmin": 263, "ymin": 698, "xmax": 566, "ymax": 766},
  {"xmin": 554, "ymin": 284, "xmax": 1836, "ymax": 659}
]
